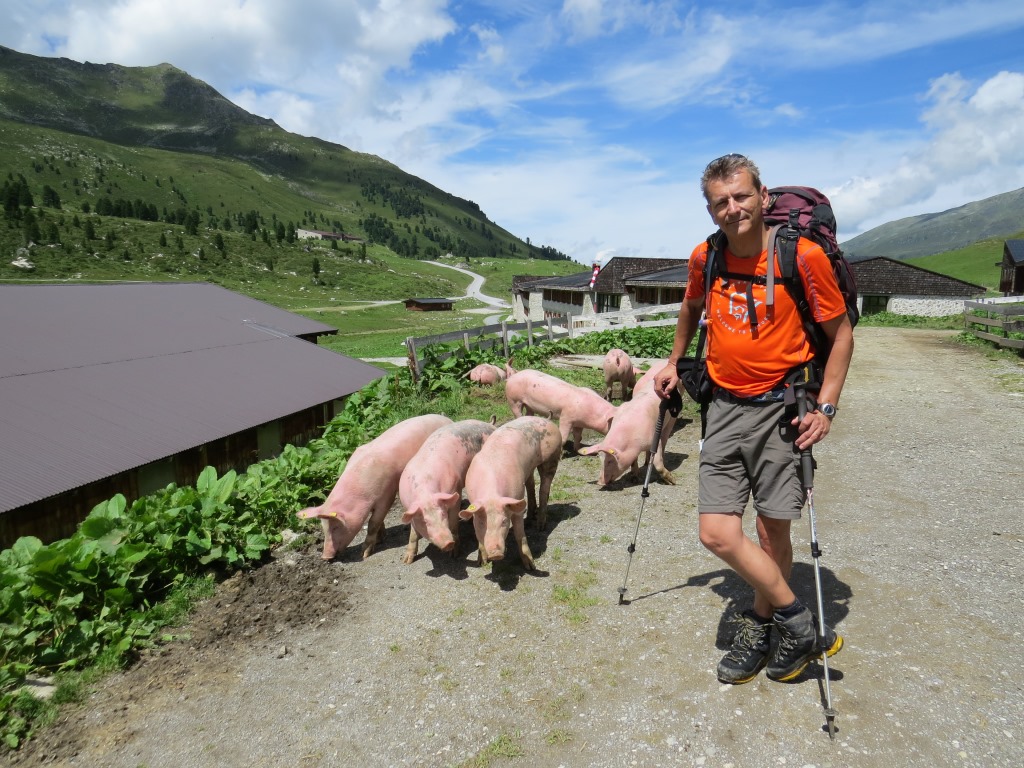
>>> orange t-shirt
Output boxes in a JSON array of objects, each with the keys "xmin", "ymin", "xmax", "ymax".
[{"xmin": 684, "ymin": 237, "xmax": 846, "ymax": 397}]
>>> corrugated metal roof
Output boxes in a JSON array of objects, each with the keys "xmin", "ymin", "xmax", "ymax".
[{"xmin": 0, "ymin": 283, "xmax": 384, "ymax": 513}]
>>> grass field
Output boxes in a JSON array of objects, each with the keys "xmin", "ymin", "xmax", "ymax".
[{"xmin": 909, "ymin": 231, "xmax": 1024, "ymax": 291}]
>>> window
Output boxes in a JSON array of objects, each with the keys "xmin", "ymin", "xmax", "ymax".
[
  {"xmin": 597, "ymin": 293, "xmax": 621, "ymax": 313},
  {"xmin": 861, "ymin": 295, "xmax": 888, "ymax": 316}
]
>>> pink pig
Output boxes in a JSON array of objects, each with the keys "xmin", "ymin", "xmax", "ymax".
[
  {"xmin": 296, "ymin": 413, "xmax": 452, "ymax": 560},
  {"xmin": 398, "ymin": 418, "xmax": 496, "ymax": 564},
  {"xmin": 578, "ymin": 388, "xmax": 676, "ymax": 486},
  {"xmin": 468, "ymin": 363, "xmax": 507, "ymax": 386},
  {"xmin": 603, "ymin": 348, "xmax": 636, "ymax": 402},
  {"xmin": 460, "ymin": 416, "xmax": 562, "ymax": 571},
  {"xmin": 631, "ymin": 360, "xmax": 667, "ymax": 397},
  {"xmin": 504, "ymin": 369, "xmax": 616, "ymax": 453}
]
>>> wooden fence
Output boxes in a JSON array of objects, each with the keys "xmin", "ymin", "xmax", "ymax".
[
  {"xmin": 404, "ymin": 303, "xmax": 682, "ymax": 379},
  {"xmin": 963, "ymin": 299, "xmax": 1024, "ymax": 351}
]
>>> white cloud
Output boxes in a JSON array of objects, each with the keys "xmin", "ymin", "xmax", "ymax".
[{"xmin": 831, "ymin": 70, "xmax": 1024, "ymax": 234}]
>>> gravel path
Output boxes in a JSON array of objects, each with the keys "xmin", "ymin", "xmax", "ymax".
[{"xmin": 13, "ymin": 327, "xmax": 1024, "ymax": 768}]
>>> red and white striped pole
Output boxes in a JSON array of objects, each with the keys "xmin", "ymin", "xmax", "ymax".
[{"xmin": 589, "ymin": 260, "xmax": 601, "ymax": 289}]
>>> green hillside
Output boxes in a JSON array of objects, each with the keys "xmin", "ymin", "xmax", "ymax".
[
  {"xmin": 0, "ymin": 45, "xmax": 577, "ymax": 311},
  {"xmin": 908, "ymin": 232, "xmax": 1022, "ymax": 291}
]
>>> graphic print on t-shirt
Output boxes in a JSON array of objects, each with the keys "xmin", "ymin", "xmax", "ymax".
[{"xmin": 717, "ymin": 279, "xmax": 764, "ymax": 335}]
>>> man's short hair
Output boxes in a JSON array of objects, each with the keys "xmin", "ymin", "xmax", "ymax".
[{"xmin": 701, "ymin": 154, "xmax": 763, "ymax": 201}]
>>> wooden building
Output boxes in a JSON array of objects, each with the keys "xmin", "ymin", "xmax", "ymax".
[
  {"xmin": 0, "ymin": 283, "xmax": 384, "ymax": 548},
  {"xmin": 999, "ymin": 240, "xmax": 1024, "ymax": 295}
]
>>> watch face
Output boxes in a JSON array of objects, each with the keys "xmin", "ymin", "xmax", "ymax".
[{"xmin": 820, "ymin": 403, "xmax": 836, "ymax": 417}]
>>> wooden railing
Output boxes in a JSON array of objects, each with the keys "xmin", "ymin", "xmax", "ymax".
[
  {"xmin": 404, "ymin": 303, "xmax": 682, "ymax": 379},
  {"xmin": 964, "ymin": 299, "xmax": 1024, "ymax": 351}
]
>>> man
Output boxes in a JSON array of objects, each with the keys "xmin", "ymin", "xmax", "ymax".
[{"xmin": 654, "ymin": 154, "xmax": 853, "ymax": 684}]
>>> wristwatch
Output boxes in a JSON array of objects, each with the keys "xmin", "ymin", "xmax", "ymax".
[{"xmin": 817, "ymin": 402, "xmax": 837, "ymax": 419}]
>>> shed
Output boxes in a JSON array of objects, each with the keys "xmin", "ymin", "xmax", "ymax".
[
  {"xmin": 0, "ymin": 282, "xmax": 384, "ymax": 548},
  {"xmin": 999, "ymin": 240, "xmax": 1024, "ymax": 295},
  {"xmin": 851, "ymin": 257, "xmax": 987, "ymax": 316},
  {"xmin": 624, "ymin": 263, "xmax": 690, "ymax": 306},
  {"xmin": 404, "ymin": 297, "xmax": 454, "ymax": 311},
  {"xmin": 511, "ymin": 257, "xmax": 686, "ymax": 321}
]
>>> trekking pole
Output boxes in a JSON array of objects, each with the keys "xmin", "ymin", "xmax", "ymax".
[
  {"xmin": 795, "ymin": 383, "xmax": 838, "ymax": 739},
  {"xmin": 618, "ymin": 389, "xmax": 681, "ymax": 605}
]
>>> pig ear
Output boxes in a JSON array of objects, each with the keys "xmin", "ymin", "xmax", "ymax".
[
  {"xmin": 458, "ymin": 503, "xmax": 479, "ymax": 521},
  {"xmin": 578, "ymin": 444, "xmax": 603, "ymax": 456},
  {"xmin": 296, "ymin": 506, "xmax": 321, "ymax": 520},
  {"xmin": 401, "ymin": 505, "xmax": 419, "ymax": 524},
  {"xmin": 506, "ymin": 498, "xmax": 529, "ymax": 515},
  {"xmin": 437, "ymin": 491, "xmax": 461, "ymax": 509}
]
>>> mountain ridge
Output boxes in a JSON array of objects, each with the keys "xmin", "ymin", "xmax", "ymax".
[{"xmin": 841, "ymin": 186, "xmax": 1024, "ymax": 262}]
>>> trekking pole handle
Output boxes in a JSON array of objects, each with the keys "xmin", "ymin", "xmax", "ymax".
[{"xmin": 793, "ymin": 382, "xmax": 815, "ymax": 487}]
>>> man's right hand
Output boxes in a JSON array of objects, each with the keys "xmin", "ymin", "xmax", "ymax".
[{"xmin": 653, "ymin": 362, "xmax": 679, "ymax": 400}]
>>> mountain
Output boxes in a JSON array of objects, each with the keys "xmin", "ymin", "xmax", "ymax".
[
  {"xmin": 0, "ymin": 44, "xmax": 570, "ymax": 293},
  {"xmin": 841, "ymin": 186, "xmax": 1024, "ymax": 262}
]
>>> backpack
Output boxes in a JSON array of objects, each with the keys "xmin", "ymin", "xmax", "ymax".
[{"xmin": 703, "ymin": 185, "xmax": 859, "ymax": 365}]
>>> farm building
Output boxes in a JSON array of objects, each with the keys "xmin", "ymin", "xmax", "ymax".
[
  {"xmin": 0, "ymin": 283, "xmax": 384, "ymax": 548},
  {"xmin": 511, "ymin": 257, "xmax": 687, "ymax": 321},
  {"xmin": 405, "ymin": 297, "xmax": 454, "ymax": 311},
  {"xmin": 296, "ymin": 228, "xmax": 364, "ymax": 242},
  {"xmin": 999, "ymin": 240, "xmax": 1024, "ymax": 295},
  {"xmin": 852, "ymin": 257, "xmax": 987, "ymax": 316}
]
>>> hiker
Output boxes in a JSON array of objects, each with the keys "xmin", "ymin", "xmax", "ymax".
[{"xmin": 653, "ymin": 154, "xmax": 854, "ymax": 685}]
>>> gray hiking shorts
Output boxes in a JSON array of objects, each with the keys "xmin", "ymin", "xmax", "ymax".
[{"xmin": 697, "ymin": 392, "xmax": 804, "ymax": 520}]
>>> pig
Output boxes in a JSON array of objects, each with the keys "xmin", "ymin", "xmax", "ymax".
[
  {"xmin": 504, "ymin": 369, "xmax": 616, "ymax": 453},
  {"xmin": 296, "ymin": 413, "xmax": 452, "ymax": 560},
  {"xmin": 467, "ymin": 359, "xmax": 516, "ymax": 386},
  {"xmin": 603, "ymin": 348, "xmax": 636, "ymax": 402},
  {"xmin": 460, "ymin": 416, "xmax": 562, "ymax": 571},
  {"xmin": 398, "ymin": 418, "xmax": 496, "ymax": 564},
  {"xmin": 578, "ymin": 387, "xmax": 677, "ymax": 487},
  {"xmin": 631, "ymin": 360, "xmax": 667, "ymax": 397}
]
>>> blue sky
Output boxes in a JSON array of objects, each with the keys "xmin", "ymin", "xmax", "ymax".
[{"xmin": 3, "ymin": 1, "xmax": 1024, "ymax": 264}]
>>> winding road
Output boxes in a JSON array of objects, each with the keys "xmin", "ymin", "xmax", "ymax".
[{"xmin": 361, "ymin": 261, "xmax": 512, "ymax": 365}]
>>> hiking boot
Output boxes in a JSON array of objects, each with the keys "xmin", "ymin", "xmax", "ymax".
[
  {"xmin": 717, "ymin": 610, "xmax": 772, "ymax": 684},
  {"xmin": 767, "ymin": 606, "xmax": 843, "ymax": 682}
]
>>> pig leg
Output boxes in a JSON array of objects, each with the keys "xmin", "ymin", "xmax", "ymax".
[
  {"xmin": 512, "ymin": 512, "xmax": 536, "ymax": 571},
  {"xmin": 571, "ymin": 426, "xmax": 585, "ymax": 454},
  {"xmin": 655, "ymin": 414, "xmax": 677, "ymax": 485},
  {"xmin": 402, "ymin": 527, "xmax": 422, "ymax": 565},
  {"xmin": 525, "ymin": 473, "xmax": 537, "ymax": 522},
  {"xmin": 362, "ymin": 494, "xmax": 398, "ymax": 559},
  {"xmin": 446, "ymin": 507, "xmax": 461, "ymax": 558},
  {"xmin": 534, "ymin": 456, "xmax": 560, "ymax": 530}
]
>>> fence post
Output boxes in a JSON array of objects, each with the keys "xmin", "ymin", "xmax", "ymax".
[
  {"xmin": 463, "ymin": 332, "xmax": 471, "ymax": 351},
  {"xmin": 546, "ymin": 316, "xmax": 553, "ymax": 342},
  {"xmin": 405, "ymin": 337, "xmax": 419, "ymax": 383},
  {"xmin": 526, "ymin": 316, "xmax": 533, "ymax": 347},
  {"xmin": 501, "ymin": 321, "xmax": 510, "ymax": 358},
  {"xmin": 566, "ymin": 313, "xmax": 574, "ymax": 339}
]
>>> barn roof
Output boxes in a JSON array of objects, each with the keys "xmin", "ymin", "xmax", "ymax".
[
  {"xmin": 1005, "ymin": 240, "xmax": 1024, "ymax": 265},
  {"xmin": 514, "ymin": 257, "xmax": 688, "ymax": 294},
  {"xmin": 0, "ymin": 283, "xmax": 384, "ymax": 514},
  {"xmin": 625, "ymin": 263, "xmax": 690, "ymax": 287},
  {"xmin": 851, "ymin": 257, "xmax": 986, "ymax": 296}
]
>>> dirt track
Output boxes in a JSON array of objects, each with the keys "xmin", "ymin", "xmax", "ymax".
[{"xmin": 11, "ymin": 328, "xmax": 1024, "ymax": 768}]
